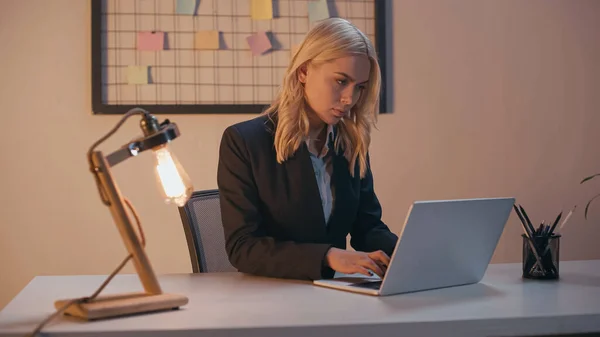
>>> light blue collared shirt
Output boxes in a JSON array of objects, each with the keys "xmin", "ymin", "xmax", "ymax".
[{"xmin": 305, "ymin": 125, "xmax": 335, "ymax": 225}]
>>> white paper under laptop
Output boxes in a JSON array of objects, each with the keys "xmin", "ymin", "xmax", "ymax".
[{"xmin": 313, "ymin": 197, "xmax": 515, "ymax": 296}]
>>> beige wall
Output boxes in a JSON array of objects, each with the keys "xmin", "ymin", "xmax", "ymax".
[{"xmin": 1, "ymin": 0, "xmax": 599, "ymax": 310}]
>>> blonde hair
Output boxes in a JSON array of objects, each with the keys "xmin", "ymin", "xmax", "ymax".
[{"xmin": 264, "ymin": 17, "xmax": 381, "ymax": 178}]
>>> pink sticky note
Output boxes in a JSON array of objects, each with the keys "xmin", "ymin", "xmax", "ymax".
[
  {"xmin": 246, "ymin": 31, "xmax": 272, "ymax": 56},
  {"xmin": 137, "ymin": 32, "xmax": 165, "ymax": 51}
]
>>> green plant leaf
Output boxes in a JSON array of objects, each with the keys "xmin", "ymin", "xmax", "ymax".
[
  {"xmin": 581, "ymin": 173, "xmax": 600, "ymax": 184},
  {"xmin": 584, "ymin": 193, "xmax": 600, "ymax": 220}
]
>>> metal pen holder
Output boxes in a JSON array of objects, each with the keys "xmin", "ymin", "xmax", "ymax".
[{"xmin": 522, "ymin": 234, "xmax": 560, "ymax": 280}]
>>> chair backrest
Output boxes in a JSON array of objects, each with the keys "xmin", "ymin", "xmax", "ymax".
[{"xmin": 178, "ymin": 189, "xmax": 237, "ymax": 273}]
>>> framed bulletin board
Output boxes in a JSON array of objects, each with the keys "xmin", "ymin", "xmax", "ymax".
[{"xmin": 91, "ymin": 0, "xmax": 389, "ymax": 114}]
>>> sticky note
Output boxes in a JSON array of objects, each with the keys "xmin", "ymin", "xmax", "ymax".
[
  {"xmin": 176, "ymin": 0, "xmax": 197, "ymax": 15},
  {"xmin": 251, "ymin": 0, "xmax": 273, "ymax": 20},
  {"xmin": 137, "ymin": 32, "xmax": 164, "ymax": 51},
  {"xmin": 308, "ymin": 0, "xmax": 329, "ymax": 23},
  {"xmin": 195, "ymin": 31, "xmax": 220, "ymax": 50},
  {"xmin": 127, "ymin": 66, "xmax": 148, "ymax": 85},
  {"xmin": 246, "ymin": 31, "xmax": 272, "ymax": 56}
]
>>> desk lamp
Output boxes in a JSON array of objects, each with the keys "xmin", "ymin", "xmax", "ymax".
[{"xmin": 53, "ymin": 107, "xmax": 192, "ymax": 320}]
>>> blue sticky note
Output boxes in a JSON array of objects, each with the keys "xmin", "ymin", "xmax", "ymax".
[
  {"xmin": 176, "ymin": 0, "xmax": 197, "ymax": 15},
  {"xmin": 308, "ymin": 0, "xmax": 329, "ymax": 23}
]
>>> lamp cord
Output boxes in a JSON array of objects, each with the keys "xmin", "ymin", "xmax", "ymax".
[
  {"xmin": 28, "ymin": 107, "xmax": 151, "ymax": 336},
  {"xmin": 27, "ymin": 199, "xmax": 145, "ymax": 337}
]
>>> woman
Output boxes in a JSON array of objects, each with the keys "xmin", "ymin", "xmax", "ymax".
[{"xmin": 217, "ymin": 18, "xmax": 397, "ymax": 280}]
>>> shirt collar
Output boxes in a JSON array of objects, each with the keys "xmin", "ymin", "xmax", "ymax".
[{"xmin": 306, "ymin": 124, "xmax": 335, "ymax": 158}]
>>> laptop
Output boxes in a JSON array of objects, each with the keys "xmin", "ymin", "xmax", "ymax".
[{"xmin": 313, "ymin": 197, "xmax": 515, "ymax": 296}]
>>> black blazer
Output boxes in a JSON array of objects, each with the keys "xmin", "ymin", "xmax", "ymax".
[{"xmin": 217, "ymin": 114, "xmax": 398, "ymax": 280}]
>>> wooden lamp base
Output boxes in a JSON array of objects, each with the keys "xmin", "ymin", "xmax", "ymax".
[{"xmin": 55, "ymin": 292, "xmax": 189, "ymax": 320}]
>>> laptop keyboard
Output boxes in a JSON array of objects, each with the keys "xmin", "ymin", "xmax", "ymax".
[{"xmin": 350, "ymin": 280, "xmax": 382, "ymax": 289}]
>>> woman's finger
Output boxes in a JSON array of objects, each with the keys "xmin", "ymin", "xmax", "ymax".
[
  {"xmin": 369, "ymin": 250, "xmax": 391, "ymax": 266},
  {"xmin": 353, "ymin": 266, "xmax": 374, "ymax": 277},
  {"xmin": 375, "ymin": 260, "xmax": 388, "ymax": 274},
  {"xmin": 359, "ymin": 258, "xmax": 384, "ymax": 277}
]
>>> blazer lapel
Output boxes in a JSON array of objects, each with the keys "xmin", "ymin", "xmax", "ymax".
[
  {"xmin": 282, "ymin": 143, "xmax": 328, "ymax": 238},
  {"xmin": 327, "ymin": 139, "xmax": 360, "ymax": 239},
  {"xmin": 327, "ymin": 151, "xmax": 350, "ymax": 235}
]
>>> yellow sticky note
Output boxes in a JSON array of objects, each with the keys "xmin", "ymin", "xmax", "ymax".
[
  {"xmin": 251, "ymin": 0, "xmax": 273, "ymax": 20},
  {"xmin": 127, "ymin": 66, "xmax": 148, "ymax": 85},
  {"xmin": 195, "ymin": 30, "xmax": 220, "ymax": 50}
]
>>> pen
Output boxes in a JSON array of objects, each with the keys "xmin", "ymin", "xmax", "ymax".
[{"xmin": 544, "ymin": 224, "xmax": 551, "ymax": 236}]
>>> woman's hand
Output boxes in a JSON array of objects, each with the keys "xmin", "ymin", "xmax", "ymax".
[{"xmin": 324, "ymin": 248, "xmax": 391, "ymax": 277}]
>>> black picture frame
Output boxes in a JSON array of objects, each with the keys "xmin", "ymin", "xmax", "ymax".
[{"xmin": 91, "ymin": 0, "xmax": 389, "ymax": 115}]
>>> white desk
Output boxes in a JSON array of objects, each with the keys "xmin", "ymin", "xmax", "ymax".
[{"xmin": 1, "ymin": 260, "xmax": 600, "ymax": 337}]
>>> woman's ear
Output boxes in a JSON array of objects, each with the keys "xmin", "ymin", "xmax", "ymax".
[{"xmin": 297, "ymin": 64, "xmax": 308, "ymax": 84}]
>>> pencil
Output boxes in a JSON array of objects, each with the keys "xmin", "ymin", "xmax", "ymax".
[
  {"xmin": 558, "ymin": 206, "xmax": 576, "ymax": 232},
  {"xmin": 519, "ymin": 205, "xmax": 537, "ymax": 235},
  {"xmin": 521, "ymin": 224, "xmax": 547, "ymax": 276},
  {"xmin": 547, "ymin": 211, "xmax": 562, "ymax": 237},
  {"xmin": 513, "ymin": 204, "xmax": 533, "ymax": 238}
]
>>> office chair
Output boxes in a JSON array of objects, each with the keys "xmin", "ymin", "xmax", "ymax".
[{"xmin": 178, "ymin": 189, "xmax": 237, "ymax": 273}]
